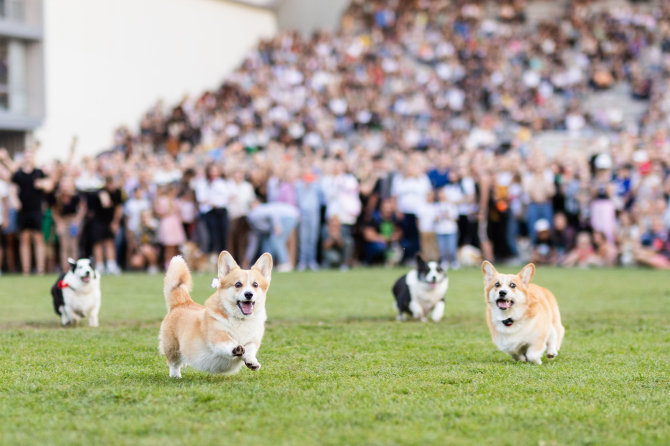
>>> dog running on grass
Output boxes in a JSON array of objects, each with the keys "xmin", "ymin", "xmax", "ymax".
[
  {"xmin": 481, "ymin": 261, "xmax": 564, "ymax": 364},
  {"xmin": 51, "ymin": 257, "xmax": 101, "ymax": 327},
  {"xmin": 392, "ymin": 255, "xmax": 448, "ymax": 322},
  {"xmin": 159, "ymin": 251, "xmax": 273, "ymax": 378}
]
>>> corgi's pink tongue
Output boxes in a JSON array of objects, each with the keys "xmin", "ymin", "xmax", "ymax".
[
  {"xmin": 238, "ymin": 301, "xmax": 254, "ymax": 315},
  {"xmin": 496, "ymin": 299, "xmax": 512, "ymax": 310}
]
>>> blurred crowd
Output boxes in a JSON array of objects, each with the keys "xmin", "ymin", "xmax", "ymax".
[{"xmin": 1, "ymin": 0, "xmax": 670, "ymax": 275}]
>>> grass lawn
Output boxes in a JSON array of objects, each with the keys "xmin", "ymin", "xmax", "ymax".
[{"xmin": 0, "ymin": 266, "xmax": 669, "ymax": 445}]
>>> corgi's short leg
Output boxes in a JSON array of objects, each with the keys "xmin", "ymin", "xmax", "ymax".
[
  {"xmin": 430, "ymin": 300, "xmax": 445, "ymax": 322},
  {"xmin": 215, "ymin": 342, "xmax": 245, "ymax": 358},
  {"xmin": 160, "ymin": 332, "xmax": 183, "ymax": 378},
  {"xmin": 242, "ymin": 342, "xmax": 261, "ymax": 371},
  {"xmin": 408, "ymin": 300, "xmax": 425, "ymax": 322},
  {"xmin": 168, "ymin": 361, "xmax": 183, "ymax": 378},
  {"xmin": 511, "ymin": 344, "xmax": 528, "ymax": 362},
  {"xmin": 526, "ymin": 338, "xmax": 546, "ymax": 365}
]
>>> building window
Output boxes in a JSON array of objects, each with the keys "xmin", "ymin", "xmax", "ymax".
[
  {"xmin": 0, "ymin": 38, "xmax": 8, "ymax": 110},
  {"xmin": 0, "ymin": 0, "xmax": 25, "ymax": 22}
]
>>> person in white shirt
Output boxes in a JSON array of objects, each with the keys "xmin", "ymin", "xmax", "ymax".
[
  {"xmin": 193, "ymin": 163, "xmax": 230, "ymax": 254},
  {"xmin": 321, "ymin": 158, "xmax": 361, "ymax": 268},
  {"xmin": 226, "ymin": 168, "xmax": 256, "ymax": 261},
  {"xmin": 416, "ymin": 190, "xmax": 439, "ymax": 261},
  {"xmin": 391, "ymin": 161, "xmax": 432, "ymax": 262},
  {"xmin": 435, "ymin": 183, "xmax": 462, "ymax": 269}
]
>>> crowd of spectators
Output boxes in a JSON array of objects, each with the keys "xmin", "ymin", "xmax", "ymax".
[{"xmin": 1, "ymin": 0, "xmax": 670, "ymax": 275}]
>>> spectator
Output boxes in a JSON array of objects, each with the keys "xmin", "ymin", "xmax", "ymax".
[
  {"xmin": 0, "ymin": 172, "xmax": 8, "ymax": 275},
  {"xmin": 87, "ymin": 176, "xmax": 123, "ymax": 275},
  {"xmin": 531, "ymin": 219, "xmax": 557, "ymax": 265},
  {"xmin": 391, "ymin": 159, "xmax": 431, "ymax": 263},
  {"xmin": 321, "ymin": 215, "xmax": 354, "ymax": 270},
  {"xmin": 155, "ymin": 184, "xmax": 186, "ymax": 269},
  {"xmin": 636, "ymin": 217, "xmax": 670, "ymax": 269},
  {"xmin": 363, "ymin": 198, "xmax": 403, "ymax": 265},
  {"xmin": 50, "ymin": 175, "xmax": 85, "ymax": 272},
  {"xmin": 523, "ymin": 154, "xmax": 556, "ymax": 245},
  {"xmin": 194, "ymin": 163, "xmax": 229, "ymax": 255},
  {"xmin": 295, "ymin": 165, "xmax": 321, "ymax": 271},
  {"xmin": 127, "ymin": 210, "xmax": 159, "ymax": 273},
  {"xmin": 0, "ymin": 149, "xmax": 50, "ymax": 275},
  {"xmin": 562, "ymin": 232, "xmax": 600, "ymax": 268},
  {"xmin": 226, "ymin": 168, "xmax": 256, "ymax": 262},
  {"xmin": 245, "ymin": 200, "xmax": 299, "ymax": 272},
  {"xmin": 435, "ymin": 183, "xmax": 462, "ymax": 269}
]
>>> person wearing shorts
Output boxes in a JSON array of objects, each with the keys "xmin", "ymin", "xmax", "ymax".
[{"xmin": 0, "ymin": 149, "xmax": 50, "ymax": 275}]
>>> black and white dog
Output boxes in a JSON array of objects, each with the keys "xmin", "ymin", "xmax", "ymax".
[
  {"xmin": 51, "ymin": 258, "xmax": 101, "ymax": 327},
  {"xmin": 392, "ymin": 255, "xmax": 448, "ymax": 322}
]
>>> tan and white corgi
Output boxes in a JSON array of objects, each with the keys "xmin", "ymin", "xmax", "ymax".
[
  {"xmin": 481, "ymin": 261, "xmax": 564, "ymax": 364},
  {"xmin": 159, "ymin": 251, "xmax": 273, "ymax": 378}
]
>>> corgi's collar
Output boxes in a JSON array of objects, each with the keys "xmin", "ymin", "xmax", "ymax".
[{"xmin": 501, "ymin": 318, "xmax": 514, "ymax": 326}]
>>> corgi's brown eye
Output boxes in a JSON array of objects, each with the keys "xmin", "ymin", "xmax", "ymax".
[
  {"xmin": 510, "ymin": 283, "xmax": 516, "ymax": 288},
  {"xmin": 252, "ymin": 282, "xmax": 258, "ymax": 288},
  {"xmin": 235, "ymin": 282, "xmax": 242, "ymax": 288},
  {"xmin": 495, "ymin": 282, "xmax": 500, "ymax": 287}
]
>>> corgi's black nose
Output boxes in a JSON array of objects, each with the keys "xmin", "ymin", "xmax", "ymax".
[
  {"xmin": 499, "ymin": 290, "xmax": 507, "ymax": 297},
  {"xmin": 244, "ymin": 291, "xmax": 253, "ymax": 300}
]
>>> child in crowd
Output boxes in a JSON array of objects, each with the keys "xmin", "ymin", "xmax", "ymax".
[
  {"xmin": 155, "ymin": 184, "xmax": 186, "ymax": 269},
  {"xmin": 434, "ymin": 185, "xmax": 461, "ymax": 269}
]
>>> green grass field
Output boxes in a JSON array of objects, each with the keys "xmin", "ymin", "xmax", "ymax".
[{"xmin": 1, "ymin": 266, "xmax": 668, "ymax": 445}]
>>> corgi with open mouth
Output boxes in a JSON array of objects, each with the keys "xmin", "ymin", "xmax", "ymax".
[
  {"xmin": 159, "ymin": 251, "xmax": 273, "ymax": 378},
  {"xmin": 481, "ymin": 261, "xmax": 564, "ymax": 364}
]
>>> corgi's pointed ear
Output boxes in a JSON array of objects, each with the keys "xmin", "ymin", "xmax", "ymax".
[
  {"xmin": 416, "ymin": 254, "xmax": 427, "ymax": 268},
  {"xmin": 519, "ymin": 263, "xmax": 535, "ymax": 285},
  {"xmin": 68, "ymin": 257, "xmax": 77, "ymax": 270},
  {"xmin": 252, "ymin": 252, "xmax": 273, "ymax": 282},
  {"xmin": 217, "ymin": 251, "xmax": 239, "ymax": 279},
  {"xmin": 481, "ymin": 260, "xmax": 497, "ymax": 283}
]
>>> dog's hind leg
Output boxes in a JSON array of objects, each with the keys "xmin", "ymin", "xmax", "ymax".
[
  {"xmin": 546, "ymin": 326, "xmax": 558, "ymax": 359},
  {"xmin": 168, "ymin": 360, "xmax": 183, "ymax": 378},
  {"xmin": 430, "ymin": 300, "xmax": 445, "ymax": 322},
  {"xmin": 160, "ymin": 334, "xmax": 183, "ymax": 378}
]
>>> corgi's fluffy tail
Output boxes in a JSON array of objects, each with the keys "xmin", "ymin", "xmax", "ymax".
[{"xmin": 163, "ymin": 256, "xmax": 193, "ymax": 311}]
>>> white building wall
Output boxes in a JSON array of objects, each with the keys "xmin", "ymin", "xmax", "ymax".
[
  {"xmin": 277, "ymin": 0, "xmax": 348, "ymax": 36},
  {"xmin": 36, "ymin": 0, "xmax": 277, "ymax": 160}
]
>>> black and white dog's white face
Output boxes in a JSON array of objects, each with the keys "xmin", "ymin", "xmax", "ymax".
[
  {"xmin": 416, "ymin": 255, "xmax": 447, "ymax": 288},
  {"xmin": 68, "ymin": 257, "xmax": 98, "ymax": 285}
]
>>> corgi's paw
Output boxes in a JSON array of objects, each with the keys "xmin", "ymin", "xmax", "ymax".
[
  {"xmin": 245, "ymin": 361, "xmax": 261, "ymax": 371},
  {"xmin": 232, "ymin": 345, "xmax": 245, "ymax": 357}
]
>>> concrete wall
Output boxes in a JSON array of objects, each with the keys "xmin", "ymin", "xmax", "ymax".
[
  {"xmin": 36, "ymin": 0, "xmax": 277, "ymax": 160},
  {"xmin": 276, "ymin": 0, "xmax": 348, "ymax": 36}
]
